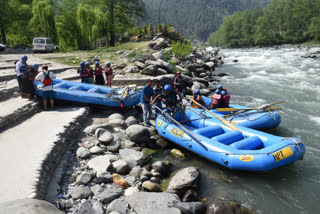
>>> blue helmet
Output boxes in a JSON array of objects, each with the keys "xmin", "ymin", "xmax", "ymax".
[
  {"xmin": 106, "ymin": 62, "xmax": 110, "ymax": 66},
  {"xmin": 215, "ymin": 89, "xmax": 221, "ymax": 94},
  {"xmin": 85, "ymin": 62, "xmax": 90, "ymax": 67},
  {"xmin": 195, "ymin": 89, "xmax": 200, "ymax": 95},
  {"xmin": 164, "ymin": 85, "xmax": 172, "ymax": 91},
  {"xmin": 218, "ymin": 85, "xmax": 223, "ymax": 90},
  {"xmin": 21, "ymin": 55, "xmax": 28, "ymax": 61},
  {"xmin": 80, "ymin": 62, "xmax": 85, "ymax": 68},
  {"xmin": 32, "ymin": 64, "xmax": 39, "ymax": 69},
  {"xmin": 221, "ymin": 91, "xmax": 226, "ymax": 96},
  {"xmin": 95, "ymin": 61, "xmax": 100, "ymax": 66}
]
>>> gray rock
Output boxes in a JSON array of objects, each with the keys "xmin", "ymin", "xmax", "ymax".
[
  {"xmin": 98, "ymin": 186, "xmax": 123, "ymax": 204},
  {"xmin": 125, "ymin": 66, "xmax": 139, "ymax": 73},
  {"xmin": 123, "ymin": 140, "xmax": 136, "ymax": 148},
  {"xmin": 89, "ymin": 146, "xmax": 105, "ymax": 154},
  {"xmin": 94, "ymin": 172, "xmax": 113, "ymax": 184},
  {"xmin": 142, "ymin": 181, "xmax": 161, "ymax": 192},
  {"xmin": 169, "ymin": 201, "xmax": 206, "ymax": 214},
  {"xmin": 166, "ymin": 167, "xmax": 200, "ymax": 194},
  {"xmin": 119, "ymin": 149, "xmax": 148, "ymax": 168},
  {"xmin": 141, "ymin": 65, "xmax": 157, "ymax": 75},
  {"xmin": 157, "ymin": 68, "xmax": 168, "ymax": 75},
  {"xmin": 155, "ymin": 38, "xmax": 167, "ymax": 49},
  {"xmin": 76, "ymin": 147, "xmax": 90, "ymax": 159},
  {"xmin": 152, "ymin": 161, "xmax": 166, "ymax": 173},
  {"xmin": 141, "ymin": 53, "xmax": 156, "ymax": 61},
  {"xmin": 0, "ymin": 199, "xmax": 64, "ymax": 214},
  {"xmin": 134, "ymin": 61, "xmax": 146, "ymax": 69},
  {"xmin": 82, "ymin": 141, "xmax": 95, "ymax": 149},
  {"xmin": 191, "ymin": 82, "xmax": 206, "ymax": 90},
  {"xmin": 77, "ymin": 200, "xmax": 104, "ymax": 214},
  {"xmin": 70, "ymin": 186, "xmax": 92, "ymax": 200},
  {"xmin": 125, "ymin": 125, "xmax": 150, "ymax": 143},
  {"xmin": 155, "ymin": 138, "xmax": 168, "ymax": 149},
  {"xmin": 157, "ymin": 59, "xmax": 175, "ymax": 72},
  {"xmin": 122, "ymin": 50, "xmax": 136, "ymax": 58},
  {"xmin": 112, "ymin": 159, "xmax": 129, "ymax": 174},
  {"xmin": 108, "ymin": 119, "xmax": 126, "ymax": 128},
  {"xmin": 129, "ymin": 166, "xmax": 143, "ymax": 178},
  {"xmin": 125, "ymin": 116, "xmax": 138, "ymax": 127},
  {"xmin": 108, "ymin": 113, "xmax": 125, "ymax": 120},
  {"xmin": 205, "ymin": 61, "xmax": 215, "ymax": 69},
  {"xmin": 126, "ymin": 192, "xmax": 181, "ymax": 214},
  {"xmin": 84, "ymin": 123, "xmax": 111, "ymax": 136},
  {"xmin": 203, "ymin": 198, "xmax": 253, "ymax": 214},
  {"xmin": 181, "ymin": 189, "xmax": 198, "ymax": 202},
  {"xmin": 153, "ymin": 51, "xmax": 167, "ymax": 61},
  {"xmin": 192, "ymin": 77, "xmax": 208, "ymax": 86},
  {"xmin": 107, "ymin": 141, "xmax": 121, "ymax": 153},
  {"xmin": 124, "ymin": 186, "xmax": 139, "ymax": 197},
  {"xmin": 95, "ymin": 128, "xmax": 114, "ymax": 145},
  {"xmin": 76, "ymin": 172, "xmax": 92, "ymax": 185},
  {"xmin": 107, "ymin": 198, "xmax": 129, "ymax": 214},
  {"xmin": 200, "ymin": 89, "xmax": 211, "ymax": 96},
  {"xmin": 91, "ymin": 184, "xmax": 104, "ymax": 196},
  {"xmin": 87, "ymin": 155, "xmax": 112, "ymax": 173},
  {"xmin": 156, "ymin": 74, "xmax": 175, "ymax": 86},
  {"xmin": 145, "ymin": 60, "xmax": 162, "ymax": 67}
]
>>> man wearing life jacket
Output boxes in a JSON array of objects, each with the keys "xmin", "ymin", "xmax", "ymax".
[
  {"xmin": 190, "ymin": 89, "xmax": 206, "ymax": 109},
  {"xmin": 94, "ymin": 62, "xmax": 105, "ymax": 85},
  {"xmin": 15, "ymin": 55, "xmax": 28, "ymax": 91},
  {"xmin": 221, "ymin": 90, "xmax": 231, "ymax": 108},
  {"xmin": 209, "ymin": 89, "xmax": 223, "ymax": 109},
  {"xmin": 35, "ymin": 65, "xmax": 56, "ymax": 111},
  {"xmin": 162, "ymin": 85, "xmax": 186, "ymax": 120},
  {"xmin": 173, "ymin": 71, "xmax": 185, "ymax": 101},
  {"xmin": 77, "ymin": 62, "xmax": 89, "ymax": 83},
  {"xmin": 105, "ymin": 62, "xmax": 113, "ymax": 87},
  {"xmin": 152, "ymin": 79, "xmax": 164, "ymax": 115},
  {"xmin": 86, "ymin": 62, "xmax": 94, "ymax": 84},
  {"xmin": 21, "ymin": 64, "xmax": 39, "ymax": 99}
]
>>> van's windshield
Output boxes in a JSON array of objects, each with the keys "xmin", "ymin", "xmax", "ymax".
[{"xmin": 34, "ymin": 38, "xmax": 45, "ymax": 44}]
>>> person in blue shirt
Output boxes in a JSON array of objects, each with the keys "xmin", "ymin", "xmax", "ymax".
[{"xmin": 141, "ymin": 80, "xmax": 154, "ymax": 126}]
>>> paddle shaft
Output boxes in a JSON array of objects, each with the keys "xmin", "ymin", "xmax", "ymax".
[
  {"xmin": 216, "ymin": 101, "xmax": 285, "ymax": 112},
  {"xmin": 153, "ymin": 104, "xmax": 208, "ymax": 151},
  {"xmin": 188, "ymin": 98, "xmax": 242, "ymax": 132}
]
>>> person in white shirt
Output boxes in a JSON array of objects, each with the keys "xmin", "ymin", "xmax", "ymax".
[
  {"xmin": 35, "ymin": 65, "xmax": 56, "ymax": 111},
  {"xmin": 15, "ymin": 55, "xmax": 28, "ymax": 90}
]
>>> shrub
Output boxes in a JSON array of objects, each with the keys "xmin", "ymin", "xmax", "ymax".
[
  {"xmin": 148, "ymin": 23, "xmax": 153, "ymax": 35},
  {"xmin": 142, "ymin": 25, "xmax": 147, "ymax": 34},
  {"xmin": 171, "ymin": 41, "xmax": 193, "ymax": 59}
]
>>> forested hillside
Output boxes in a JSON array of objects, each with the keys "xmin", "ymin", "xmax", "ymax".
[
  {"xmin": 209, "ymin": 0, "xmax": 320, "ymax": 47},
  {"xmin": 138, "ymin": 0, "xmax": 270, "ymax": 41}
]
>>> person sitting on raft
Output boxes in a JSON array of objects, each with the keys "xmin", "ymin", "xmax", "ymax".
[
  {"xmin": 209, "ymin": 89, "xmax": 223, "ymax": 109},
  {"xmin": 94, "ymin": 62, "xmax": 105, "ymax": 85},
  {"xmin": 77, "ymin": 62, "xmax": 89, "ymax": 83},
  {"xmin": 85, "ymin": 62, "xmax": 94, "ymax": 84},
  {"xmin": 221, "ymin": 90, "xmax": 230, "ymax": 108},
  {"xmin": 190, "ymin": 89, "xmax": 206, "ymax": 109},
  {"xmin": 161, "ymin": 84, "xmax": 186, "ymax": 120}
]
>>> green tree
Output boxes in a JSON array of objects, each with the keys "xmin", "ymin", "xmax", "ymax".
[
  {"xmin": 142, "ymin": 25, "xmax": 147, "ymax": 34},
  {"xmin": 76, "ymin": 3, "xmax": 96, "ymax": 49},
  {"xmin": 171, "ymin": 41, "xmax": 193, "ymax": 59},
  {"xmin": 148, "ymin": 23, "xmax": 153, "ymax": 35}
]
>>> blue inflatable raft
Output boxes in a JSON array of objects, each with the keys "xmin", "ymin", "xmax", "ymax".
[
  {"xmin": 33, "ymin": 79, "xmax": 141, "ymax": 107},
  {"xmin": 199, "ymin": 96, "xmax": 281, "ymax": 130},
  {"xmin": 155, "ymin": 108, "xmax": 305, "ymax": 172}
]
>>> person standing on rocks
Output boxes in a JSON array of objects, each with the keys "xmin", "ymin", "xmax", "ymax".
[
  {"xmin": 15, "ymin": 55, "xmax": 28, "ymax": 91},
  {"xmin": 77, "ymin": 62, "xmax": 89, "ymax": 83},
  {"xmin": 94, "ymin": 62, "xmax": 105, "ymax": 85},
  {"xmin": 105, "ymin": 62, "xmax": 113, "ymax": 87},
  {"xmin": 141, "ymin": 80, "xmax": 154, "ymax": 126},
  {"xmin": 35, "ymin": 65, "xmax": 56, "ymax": 111},
  {"xmin": 86, "ymin": 62, "xmax": 94, "ymax": 84},
  {"xmin": 21, "ymin": 64, "xmax": 39, "ymax": 99},
  {"xmin": 173, "ymin": 71, "xmax": 185, "ymax": 101}
]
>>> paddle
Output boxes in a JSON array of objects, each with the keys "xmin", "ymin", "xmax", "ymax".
[
  {"xmin": 188, "ymin": 97, "xmax": 242, "ymax": 132},
  {"xmin": 153, "ymin": 104, "xmax": 208, "ymax": 151},
  {"xmin": 216, "ymin": 101, "xmax": 285, "ymax": 112}
]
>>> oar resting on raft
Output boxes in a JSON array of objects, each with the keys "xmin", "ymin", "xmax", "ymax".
[
  {"xmin": 216, "ymin": 101, "xmax": 285, "ymax": 113},
  {"xmin": 153, "ymin": 104, "xmax": 208, "ymax": 151},
  {"xmin": 188, "ymin": 97, "xmax": 242, "ymax": 132}
]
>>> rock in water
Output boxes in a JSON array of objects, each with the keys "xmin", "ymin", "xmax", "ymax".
[
  {"xmin": 125, "ymin": 125, "xmax": 150, "ymax": 143},
  {"xmin": 166, "ymin": 167, "xmax": 200, "ymax": 194},
  {"xmin": 119, "ymin": 148, "xmax": 148, "ymax": 168},
  {"xmin": 126, "ymin": 192, "xmax": 181, "ymax": 214},
  {"xmin": 171, "ymin": 149, "xmax": 184, "ymax": 158},
  {"xmin": 0, "ymin": 199, "xmax": 64, "ymax": 214},
  {"xmin": 169, "ymin": 201, "xmax": 206, "ymax": 214},
  {"xmin": 112, "ymin": 173, "xmax": 129, "ymax": 189},
  {"xmin": 202, "ymin": 198, "xmax": 253, "ymax": 214},
  {"xmin": 70, "ymin": 186, "xmax": 92, "ymax": 200},
  {"xmin": 77, "ymin": 200, "xmax": 104, "ymax": 214},
  {"xmin": 76, "ymin": 147, "xmax": 90, "ymax": 159}
]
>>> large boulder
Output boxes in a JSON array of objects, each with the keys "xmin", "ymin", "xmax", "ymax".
[
  {"xmin": 125, "ymin": 125, "xmax": 150, "ymax": 143},
  {"xmin": 125, "ymin": 116, "xmax": 138, "ymax": 127},
  {"xmin": 106, "ymin": 198, "xmax": 129, "ymax": 214},
  {"xmin": 202, "ymin": 198, "xmax": 253, "ymax": 214},
  {"xmin": 125, "ymin": 66, "xmax": 139, "ymax": 73},
  {"xmin": 154, "ymin": 38, "xmax": 167, "ymax": 49},
  {"xmin": 156, "ymin": 74, "xmax": 175, "ymax": 86},
  {"xmin": 112, "ymin": 159, "xmax": 129, "ymax": 174},
  {"xmin": 0, "ymin": 199, "xmax": 64, "ymax": 214},
  {"xmin": 97, "ymin": 186, "xmax": 123, "ymax": 204},
  {"xmin": 142, "ymin": 181, "xmax": 161, "ymax": 192},
  {"xmin": 87, "ymin": 155, "xmax": 116, "ymax": 173},
  {"xmin": 126, "ymin": 192, "xmax": 181, "ymax": 214},
  {"xmin": 166, "ymin": 167, "xmax": 200, "ymax": 195},
  {"xmin": 95, "ymin": 128, "xmax": 114, "ymax": 145},
  {"xmin": 157, "ymin": 68, "xmax": 168, "ymax": 75},
  {"xmin": 108, "ymin": 113, "xmax": 125, "ymax": 120},
  {"xmin": 76, "ymin": 147, "xmax": 90, "ymax": 159},
  {"xmin": 76, "ymin": 172, "xmax": 92, "ymax": 185},
  {"xmin": 157, "ymin": 59, "xmax": 175, "ymax": 72},
  {"xmin": 191, "ymin": 82, "xmax": 206, "ymax": 90},
  {"xmin": 77, "ymin": 200, "xmax": 104, "ymax": 214},
  {"xmin": 70, "ymin": 186, "xmax": 92, "ymax": 200},
  {"xmin": 119, "ymin": 148, "xmax": 148, "ymax": 168},
  {"xmin": 205, "ymin": 62, "xmax": 215, "ymax": 69},
  {"xmin": 153, "ymin": 51, "xmax": 167, "ymax": 61},
  {"xmin": 134, "ymin": 61, "xmax": 146, "ymax": 69},
  {"xmin": 141, "ymin": 65, "xmax": 158, "ymax": 75},
  {"xmin": 169, "ymin": 201, "xmax": 206, "ymax": 214}
]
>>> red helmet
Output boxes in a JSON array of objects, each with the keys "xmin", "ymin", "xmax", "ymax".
[
  {"xmin": 42, "ymin": 64, "xmax": 48, "ymax": 69},
  {"xmin": 176, "ymin": 71, "xmax": 181, "ymax": 74}
]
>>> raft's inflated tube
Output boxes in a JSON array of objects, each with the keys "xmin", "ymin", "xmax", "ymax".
[
  {"xmin": 88, "ymin": 88, "xmax": 100, "ymax": 93},
  {"xmin": 230, "ymin": 136, "xmax": 263, "ymax": 150},
  {"xmin": 214, "ymin": 130, "xmax": 243, "ymax": 145},
  {"xmin": 194, "ymin": 125, "xmax": 224, "ymax": 138}
]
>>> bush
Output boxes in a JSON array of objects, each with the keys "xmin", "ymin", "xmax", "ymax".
[
  {"xmin": 142, "ymin": 25, "xmax": 147, "ymax": 34},
  {"xmin": 171, "ymin": 41, "xmax": 193, "ymax": 59},
  {"xmin": 148, "ymin": 23, "xmax": 153, "ymax": 35},
  {"xmin": 127, "ymin": 27, "xmax": 141, "ymax": 36}
]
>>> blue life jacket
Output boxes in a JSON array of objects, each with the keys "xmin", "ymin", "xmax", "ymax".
[{"xmin": 20, "ymin": 61, "xmax": 28, "ymax": 74}]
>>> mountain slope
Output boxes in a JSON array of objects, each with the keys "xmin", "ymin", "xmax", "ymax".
[{"xmin": 139, "ymin": 0, "xmax": 270, "ymax": 41}]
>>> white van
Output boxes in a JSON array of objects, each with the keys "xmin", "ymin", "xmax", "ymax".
[{"xmin": 32, "ymin": 37, "xmax": 54, "ymax": 53}]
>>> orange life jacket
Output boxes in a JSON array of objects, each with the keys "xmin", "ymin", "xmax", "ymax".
[{"xmin": 211, "ymin": 94, "xmax": 222, "ymax": 105}]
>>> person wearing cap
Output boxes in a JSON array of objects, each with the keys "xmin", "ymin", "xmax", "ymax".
[
  {"xmin": 190, "ymin": 89, "xmax": 206, "ymax": 109},
  {"xmin": 173, "ymin": 71, "xmax": 185, "ymax": 101},
  {"xmin": 209, "ymin": 89, "xmax": 223, "ymax": 109},
  {"xmin": 15, "ymin": 55, "xmax": 28, "ymax": 90},
  {"xmin": 105, "ymin": 62, "xmax": 113, "ymax": 87},
  {"xmin": 85, "ymin": 62, "xmax": 94, "ymax": 84},
  {"xmin": 21, "ymin": 64, "xmax": 39, "ymax": 99},
  {"xmin": 94, "ymin": 62, "xmax": 105, "ymax": 85},
  {"xmin": 77, "ymin": 62, "xmax": 89, "ymax": 83},
  {"xmin": 35, "ymin": 65, "xmax": 56, "ymax": 111},
  {"xmin": 141, "ymin": 80, "xmax": 154, "ymax": 127}
]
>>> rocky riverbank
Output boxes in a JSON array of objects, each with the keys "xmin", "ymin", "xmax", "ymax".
[{"xmin": 50, "ymin": 108, "xmax": 253, "ymax": 214}]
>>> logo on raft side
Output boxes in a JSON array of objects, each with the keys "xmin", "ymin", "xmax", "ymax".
[
  {"xmin": 240, "ymin": 155, "xmax": 254, "ymax": 162},
  {"xmin": 170, "ymin": 127, "xmax": 185, "ymax": 138}
]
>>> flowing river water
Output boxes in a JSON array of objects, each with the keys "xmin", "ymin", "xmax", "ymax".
[{"xmin": 154, "ymin": 47, "xmax": 320, "ymax": 213}]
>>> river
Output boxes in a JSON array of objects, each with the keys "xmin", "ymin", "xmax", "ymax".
[{"xmin": 155, "ymin": 47, "xmax": 320, "ymax": 213}]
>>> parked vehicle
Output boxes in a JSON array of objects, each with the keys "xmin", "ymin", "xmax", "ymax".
[
  {"xmin": 0, "ymin": 43, "xmax": 6, "ymax": 52},
  {"xmin": 32, "ymin": 37, "xmax": 54, "ymax": 53}
]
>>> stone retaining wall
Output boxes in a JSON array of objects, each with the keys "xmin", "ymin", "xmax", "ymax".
[{"xmin": 28, "ymin": 108, "xmax": 90, "ymax": 200}]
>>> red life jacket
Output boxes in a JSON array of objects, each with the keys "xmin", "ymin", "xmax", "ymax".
[
  {"xmin": 105, "ymin": 67, "xmax": 113, "ymax": 76},
  {"xmin": 43, "ymin": 71, "xmax": 52, "ymax": 86},
  {"xmin": 88, "ymin": 68, "xmax": 94, "ymax": 77},
  {"xmin": 211, "ymin": 94, "xmax": 222, "ymax": 105},
  {"xmin": 80, "ymin": 68, "xmax": 89, "ymax": 77},
  {"xmin": 223, "ymin": 94, "xmax": 231, "ymax": 107},
  {"xmin": 95, "ymin": 67, "xmax": 103, "ymax": 76}
]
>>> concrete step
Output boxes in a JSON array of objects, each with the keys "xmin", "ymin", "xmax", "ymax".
[{"xmin": 0, "ymin": 107, "xmax": 88, "ymax": 202}]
